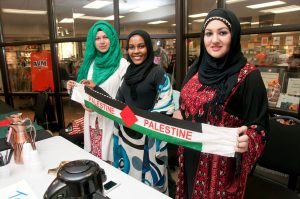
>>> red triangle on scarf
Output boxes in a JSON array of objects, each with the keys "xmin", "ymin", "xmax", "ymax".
[{"xmin": 120, "ymin": 105, "xmax": 137, "ymax": 127}]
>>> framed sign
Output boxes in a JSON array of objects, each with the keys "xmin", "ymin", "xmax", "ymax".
[
  {"xmin": 285, "ymin": 36, "xmax": 293, "ymax": 45},
  {"xmin": 286, "ymin": 78, "xmax": 300, "ymax": 96},
  {"xmin": 276, "ymin": 93, "xmax": 299, "ymax": 112},
  {"xmin": 272, "ymin": 36, "xmax": 280, "ymax": 45}
]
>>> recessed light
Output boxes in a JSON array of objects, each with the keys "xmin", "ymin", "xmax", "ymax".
[
  {"xmin": 147, "ymin": 21, "xmax": 168, "ymax": 24},
  {"xmin": 193, "ymin": 19, "xmax": 205, "ymax": 23},
  {"xmin": 2, "ymin": 8, "xmax": 47, "ymax": 15},
  {"xmin": 83, "ymin": 1, "xmax": 112, "ymax": 9},
  {"xmin": 76, "ymin": 15, "xmax": 124, "ymax": 21},
  {"xmin": 103, "ymin": 15, "xmax": 125, "ymax": 20},
  {"xmin": 246, "ymin": 1, "xmax": 286, "ymax": 9},
  {"xmin": 59, "ymin": 18, "xmax": 74, "ymax": 23},
  {"xmin": 73, "ymin": 13, "xmax": 85, "ymax": 18},
  {"xmin": 260, "ymin": 5, "xmax": 300, "ymax": 13},
  {"xmin": 240, "ymin": 22, "xmax": 251, "ymax": 25},
  {"xmin": 226, "ymin": 0, "xmax": 247, "ymax": 4},
  {"xmin": 77, "ymin": 16, "xmax": 104, "ymax": 20},
  {"xmin": 130, "ymin": 6, "xmax": 158, "ymax": 12},
  {"xmin": 189, "ymin": 13, "xmax": 208, "ymax": 18}
]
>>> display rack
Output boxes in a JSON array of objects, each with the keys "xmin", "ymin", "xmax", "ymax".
[{"xmin": 258, "ymin": 66, "xmax": 300, "ymax": 119}]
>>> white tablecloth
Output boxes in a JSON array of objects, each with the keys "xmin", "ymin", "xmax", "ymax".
[{"xmin": 0, "ymin": 136, "xmax": 171, "ymax": 199}]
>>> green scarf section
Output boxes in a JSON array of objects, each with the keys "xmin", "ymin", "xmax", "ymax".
[{"xmin": 77, "ymin": 21, "xmax": 122, "ymax": 85}]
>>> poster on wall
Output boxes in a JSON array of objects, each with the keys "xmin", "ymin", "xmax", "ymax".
[
  {"xmin": 285, "ymin": 36, "xmax": 293, "ymax": 45},
  {"xmin": 272, "ymin": 36, "xmax": 280, "ymax": 45},
  {"xmin": 286, "ymin": 78, "xmax": 300, "ymax": 96},
  {"xmin": 31, "ymin": 50, "xmax": 54, "ymax": 92},
  {"xmin": 261, "ymin": 37, "xmax": 268, "ymax": 46}
]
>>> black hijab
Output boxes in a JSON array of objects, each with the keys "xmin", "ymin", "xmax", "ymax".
[
  {"xmin": 183, "ymin": 8, "xmax": 247, "ymax": 105},
  {"xmin": 124, "ymin": 30, "xmax": 155, "ymax": 100}
]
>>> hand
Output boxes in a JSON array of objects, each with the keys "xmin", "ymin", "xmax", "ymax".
[
  {"xmin": 81, "ymin": 104, "xmax": 93, "ymax": 112},
  {"xmin": 173, "ymin": 110, "xmax": 183, "ymax": 120},
  {"xmin": 66, "ymin": 80, "xmax": 76, "ymax": 90},
  {"xmin": 235, "ymin": 126, "xmax": 249, "ymax": 153},
  {"xmin": 80, "ymin": 80, "xmax": 96, "ymax": 89}
]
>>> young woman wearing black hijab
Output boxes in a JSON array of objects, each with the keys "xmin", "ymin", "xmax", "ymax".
[
  {"xmin": 113, "ymin": 30, "xmax": 174, "ymax": 194},
  {"xmin": 173, "ymin": 9, "xmax": 269, "ymax": 198}
]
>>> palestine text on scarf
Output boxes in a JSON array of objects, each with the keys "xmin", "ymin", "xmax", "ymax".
[
  {"xmin": 89, "ymin": 95, "xmax": 115, "ymax": 114},
  {"xmin": 144, "ymin": 119, "xmax": 192, "ymax": 141}
]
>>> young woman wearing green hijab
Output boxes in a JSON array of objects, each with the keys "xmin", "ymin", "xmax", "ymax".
[{"xmin": 67, "ymin": 21, "xmax": 129, "ymax": 162}]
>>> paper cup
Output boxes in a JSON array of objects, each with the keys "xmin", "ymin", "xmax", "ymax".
[
  {"xmin": 0, "ymin": 163, "xmax": 10, "ymax": 178},
  {"xmin": 25, "ymin": 150, "xmax": 43, "ymax": 172}
]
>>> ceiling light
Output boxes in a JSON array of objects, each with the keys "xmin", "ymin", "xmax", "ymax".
[
  {"xmin": 272, "ymin": 32, "xmax": 288, "ymax": 36},
  {"xmin": 59, "ymin": 18, "xmax": 74, "ymax": 23},
  {"xmin": 172, "ymin": 24, "xmax": 176, "ymax": 26},
  {"xmin": 103, "ymin": 15, "xmax": 125, "ymax": 20},
  {"xmin": 246, "ymin": 1, "xmax": 286, "ymax": 9},
  {"xmin": 2, "ymin": 8, "xmax": 47, "ymax": 15},
  {"xmin": 226, "ymin": 0, "xmax": 247, "ymax": 4},
  {"xmin": 77, "ymin": 16, "xmax": 104, "ymax": 20},
  {"xmin": 240, "ymin": 22, "xmax": 251, "ymax": 25},
  {"xmin": 147, "ymin": 21, "xmax": 168, "ymax": 25},
  {"xmin": 273, "ymin": 23, "xmax": 282, "ymax": 26},
  {"xmin": 193, "ymin": 19, "xmax": 205, "ymax": 23},
  {"xmin": 251, "ymin": 22, "xmax": 259, "ymax": 25},
  {"xmin": 189, "ymin": 13, "xmax": 208, "ymax": 18},
  {"xmin": 77, "ymin": 15, "xmax": 124, "ymax": 21},
  {"xmin": 83, "ymin": 1, "xmax": 112, "ymax": 9},
  {"xmin": 260, "ymin": 5, "xmax": 300, "ymax": 13},
  {"xmin": 73, "ymin": 13, "xmax": 85, "ymax": 18},
  {"xmin": 130, "ymin": 6, "xmax": 158, "ymax": 12}
]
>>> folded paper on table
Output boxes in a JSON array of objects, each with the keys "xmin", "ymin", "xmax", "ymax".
[{"xmin": 0, "ymin": 179, "xmax": 38, "ymax": 199}]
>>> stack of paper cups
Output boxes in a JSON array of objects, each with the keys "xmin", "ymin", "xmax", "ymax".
[{"xmin": 22, "ymin": 143, "xmax": 43, "ymax": 172}]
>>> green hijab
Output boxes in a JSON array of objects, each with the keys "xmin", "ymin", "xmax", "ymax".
[{"xmin": 77, "ymin": 20, "xmax": 122, "ymax": 85}]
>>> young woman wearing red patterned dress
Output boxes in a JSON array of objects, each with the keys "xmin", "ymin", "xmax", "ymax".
[{"xmin": 173, "ymin": 8, "xmax": 269, "ymax": 199}]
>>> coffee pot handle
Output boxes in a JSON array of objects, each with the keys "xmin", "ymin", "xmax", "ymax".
[{"xmin": 23, "ymin": 118, "xmax": 37, "ymax": 150}]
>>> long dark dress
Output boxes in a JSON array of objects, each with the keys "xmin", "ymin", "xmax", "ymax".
[{"xmin": 176, "ymin": 64, "xmax": 269, "ymax": 199}]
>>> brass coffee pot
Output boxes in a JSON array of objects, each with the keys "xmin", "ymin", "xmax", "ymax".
[{"xmin": 9, "ymin": 118, "xmax": 36, "ymax": 164}]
